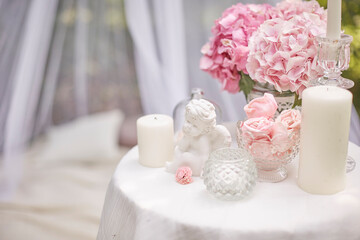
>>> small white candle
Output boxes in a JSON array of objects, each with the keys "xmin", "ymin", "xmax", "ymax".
[
  {"xmin": 298, "ymin": 86, "xmax": 352, "ymax": 194},
  {"xmin": 137, "ymin": 114, "xmax": 174, "ymax": 167},
  {"xmin": 326, "ymin": 0, "xmax": 342, "ymax": 40}
]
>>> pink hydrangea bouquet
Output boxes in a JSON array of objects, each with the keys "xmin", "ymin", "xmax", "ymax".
[
  {"xmin": 237, "ymin": 93, "xmax": 301, "ymax": 163},
  {"xmin": 200, "ymin": 0, "xmax": 326, "ymax": 98},
  {"xmin": 199, "ymin": 3, "xmax": 277, "ymax": 93}
]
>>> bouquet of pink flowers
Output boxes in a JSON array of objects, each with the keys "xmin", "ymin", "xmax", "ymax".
[
  {"xmin": 238, "ymin": 93, "xmax": 301, "ymax": 161},
  {"xmin": 200, "ymin": 0, "xmax": 327, "ymax": 97}
]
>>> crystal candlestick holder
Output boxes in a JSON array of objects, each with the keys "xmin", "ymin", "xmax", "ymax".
[{"xmin": 310, "ymin": 34, "xmax": 353, "ymax": 89}]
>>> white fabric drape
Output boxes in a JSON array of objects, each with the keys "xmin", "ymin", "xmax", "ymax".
[
  {"xmin": 125, "ymin": 0, "xmax": 188, "ymax": 115},
  {"xmin": 33, "ymin": 0, "xmax": 69, "ymax": 137},
  {"xmin": 0, "ymin": 0, "xmax": 141, "ymax": 199},
  {"xmin": 0, "ymin": 0, "xmax": 58, "ymax": 199},
  {"xmin": 350, "ymin": 106, "xmax": 360, "ymax": 145},
  {"xmin": 75, "ymin": 0, "xmax": 89, "ymax": 117},
  {"xmin": 124, "ymin": 0, "xmax": 282, "ymax": 121},
  {"xmin": 97, "ymin": 143, "xmax": 360, "ymax": 240}
]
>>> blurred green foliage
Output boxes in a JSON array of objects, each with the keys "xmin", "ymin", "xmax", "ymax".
[{"xmin": 318, "ymin": 0, "xmax": 360, "ymax": 115}]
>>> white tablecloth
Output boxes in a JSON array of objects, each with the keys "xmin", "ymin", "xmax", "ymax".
[{"xmin": 97, "ymin": 142, "xmax": 360, "ymax": 240}]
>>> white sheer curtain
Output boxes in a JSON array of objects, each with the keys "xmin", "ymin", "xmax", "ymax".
[
  {"xmin": 0, "ymin": 0, "xmax": 58, "ymax": 199},
  {"xmin": 125, "ymin": 0, "xmax": 281, "ymax": 121},
  {"xmin": 0, "ymin": 0, "xmax": 141, "ymax": 199},
  {"xmin": 125, "ymin": 0, "xmax": 248, "ymax": 119},
  {"xmin": 125, "ymin": 0, "xmax": 188, "ymax": 115},
  {"xmin": 125, "ymin": 0, "xmax": 360, "ymax": 144}
]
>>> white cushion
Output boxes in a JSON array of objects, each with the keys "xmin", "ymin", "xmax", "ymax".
[{"xmin": 37, "ymin": 110, "xmax": 124, "ymax": 163}]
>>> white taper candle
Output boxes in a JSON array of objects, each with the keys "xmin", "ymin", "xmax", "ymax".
[{"xmin": 326, "ymin": 0, "xmax": 342, "ymax": 40}]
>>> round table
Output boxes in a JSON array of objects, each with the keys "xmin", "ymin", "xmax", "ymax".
[{"xmin": 97, "ymin": 142, "xmax": 360, "ymax": 240}]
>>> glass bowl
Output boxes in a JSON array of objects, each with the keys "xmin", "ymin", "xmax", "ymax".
[
  {"xmin": 236, "ymin": 121, "xmax": 300, "ymax": 182},
  {"xmin": 202, "ymin": 147, "xmax": 257, "ymax": 200}
]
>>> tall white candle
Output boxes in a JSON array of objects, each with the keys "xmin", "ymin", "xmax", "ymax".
[
  {"xmin": 137, "ymin": 114, "xmax": 174, "ymax": 168},
  {"xmin": 326, "ymin": 0, "xmax": 342, "ymax": 40},
  {"xmin": 298, "ymin": 86, "xmax": 352, "ymax": 194}
]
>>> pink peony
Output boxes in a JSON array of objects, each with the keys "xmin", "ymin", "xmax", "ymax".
[
  {"xmin": 246, "ymin": 12, "xmax": 326, "ymax": 95},
  {"xmin": 200, "ymin": 3, "xmax": 277, "ymax": 93},
  {"xmin": 175, "ymin": 167, "xmax": 193, "ymax": 185},
  {"xmin": 244, "ymin": 93, "xmax": 278, "ymax": 119},
  {"xmin": 276, "ymin": 0, "xmax": 327, "ymax": 21},
  {"xmin": 276, "ymin": 109, "xmax": 301, "ymax": 133}
]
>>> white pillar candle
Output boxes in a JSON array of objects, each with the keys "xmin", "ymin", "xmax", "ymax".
[
  {"xmin": 137, "ymin": 114, "xmax": 174, "ymax": 167},
  {"xmin": 298, "ymin": 86, "xmax": 352, "ymax": 194},
  {"xmin": 326, "ymin": 0, "xmax": 342, "ymax": 40}
]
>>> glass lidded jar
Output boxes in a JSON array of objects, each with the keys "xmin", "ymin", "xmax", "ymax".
[
  {"xmin": 173, "ymin": 88, "xmax": 222, "ymax": 139},
  {"xmin": 202, "ymin": 147, "xmax": 257, "ymax": 200}
]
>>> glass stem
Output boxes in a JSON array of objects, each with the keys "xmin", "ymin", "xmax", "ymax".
[{"xmin": 321, "ymin": 70, "xmax": 342, "ymax": 85}]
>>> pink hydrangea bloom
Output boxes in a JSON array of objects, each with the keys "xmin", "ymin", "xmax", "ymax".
[
  {"xmin": 200, "ymin": 3, "xmax": 277, "ymax": 93},
  {"xmin": 276, "ymin": 0, "xmax": 327, "ymax": 21},
  {"xmin": 246, "ymin": 12, "xmax": 326, "ymax": 94}
]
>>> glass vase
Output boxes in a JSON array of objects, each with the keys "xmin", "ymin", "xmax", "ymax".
[
  {"xmin": 236, "ymin": 121, "xmax": 300, "ymax": 182},
  {"xmin": 247, "ymin": 82, "xmax": 296, "ymax": 117}
]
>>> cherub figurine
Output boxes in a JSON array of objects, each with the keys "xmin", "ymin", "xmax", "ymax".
[{"xmin": 167, "ymin": 99, "xmax": 231, "ymax": 176}]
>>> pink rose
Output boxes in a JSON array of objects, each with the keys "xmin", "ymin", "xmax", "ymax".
[
  {"xmin": 275, "ymin": 109, "xmax": 301, "ymax": 133},
  {"xmin": 175, "ymin": 167, "xmax": 193, "ymax": 185},
  {"xmin": 244, "ymin": 93, "xmax": 278, "ymax": 119},
  {"xmin": 240, "ymin": 117, "xmax": 274, "ymax": 160},
  {"xmin": 239, "ymin": 118, "xmax": 293, "ymax": 160},
  {"xmin": 241, "ymin": 117, "xmax": 274, "ymax": 141},
  {"xmin": 271, "ymin": 122, "xmax": 291, "ymax": 152}
]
